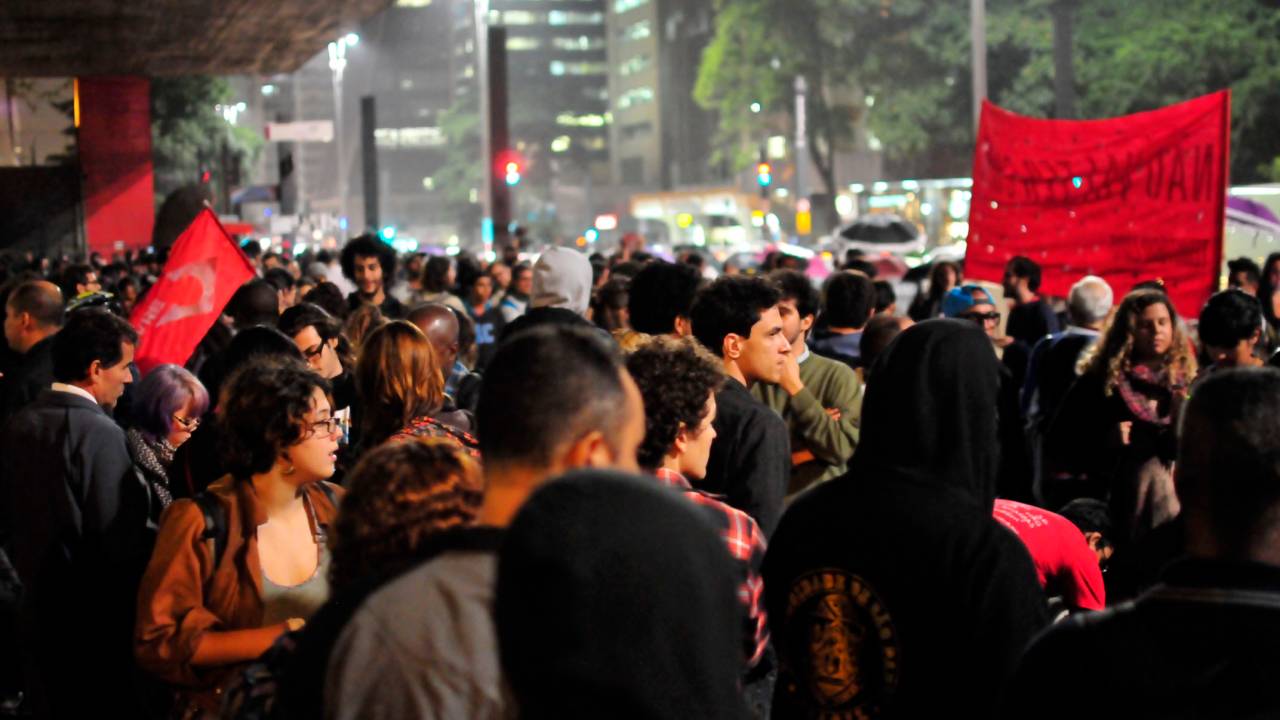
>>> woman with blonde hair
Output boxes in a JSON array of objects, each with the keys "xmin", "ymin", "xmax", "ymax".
[
  {"xmin": 355, "ymin": 320, "xmax": 478, "ymax": 455},
  {"xmin": 1048, "ymin": 288, "xmax": 1197, "ymax": 546}
]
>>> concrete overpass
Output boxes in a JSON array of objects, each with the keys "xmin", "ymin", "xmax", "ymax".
[{"xmin": 0, "ymin": 0, "xmax": 393, "ymax": 76}]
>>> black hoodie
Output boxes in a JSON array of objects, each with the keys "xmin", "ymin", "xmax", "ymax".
[
  {"xmin": 762, "ymin": 319, "xmax": 1049, "ymax": 718},
  {"xmin": 496, "ymin": 470, "xmax": 748, "ymax": 720}
]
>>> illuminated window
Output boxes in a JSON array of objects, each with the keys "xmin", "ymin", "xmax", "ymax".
[
  {"xmin": 502, "ymin": 10, "xmax": 544, "ymax": 24},
  {"xmin": 618, "ymin": 19, "xmax": 650, "ymax": 40},
  {"xmin": 552, "ymin": 35, "xmax": 605, "ymax": 51},
  {"xmin": 582, "ymin": 136, "xmax": 607, "ymax": 151},
  {"xmin": 549, "ymin": 10, "xmax": 604, "ymax": 25},
  {"xmin": 616, "ymin": 86, "xmax": 653, "ymax": 110},
  {"xmin": 614, "ymin": 0, "xmax": 649, "ymax": 13},
  {"xmin": 507, "ymin": 36, "xmax": 542, "ymax": 51},
  {"xmin": 618, "ymin": 54, "xmax": 650, "ymax": 76},
  {"xmin": 550, "ymin": 61, "xmax": 608, "ymax": 76},
  {"xmin": 556, "ymin": 113, "xmax": 608, "ymax": 127}
]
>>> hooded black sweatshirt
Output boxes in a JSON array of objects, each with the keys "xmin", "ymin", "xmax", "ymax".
[
  {"xmin": 496, "ymin": 470, "xmax": 748, "ymax": 720},
  {"xmin": 762, "ymin": 319, "xmax": 1049, "ymax": 718}
]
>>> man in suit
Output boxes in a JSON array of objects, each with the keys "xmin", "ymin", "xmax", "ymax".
[
  {"xmin": 1, "ymin": 308, "xmax": 151, "ymax": 718},
  {"xmin": 0, "ymin": 280, "xmax": 63, "ymax": 425}
]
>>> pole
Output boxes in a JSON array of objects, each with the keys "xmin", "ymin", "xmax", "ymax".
[
  {"xmin": 487, "ymin": 25, "xmax": 511, "ymax": 247},
  {"xmin": 329, "ymin": 40, "xmax": 348, "ymax": 229},
  {"xmin": 474, "ymin": 0, "xmax": 493, "ymax": 253},
  {"xmin": 794, "ymin": 76, "xmax": 808, "ymax": 203},
  {"xmin": 361, "ymin": 96, "xmax": 379, "ymax": 231},
  {"xmin": 970, "ymin": 0, "xmax": 987, "ymax": 133}
]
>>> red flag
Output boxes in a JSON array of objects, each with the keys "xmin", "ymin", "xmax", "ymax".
[
  {"xmin": 130, "ymin": 209, "xmax": 256, "ymax": 374},
  {"xmin": 965, "ymin": 90, "xmax": 1230, "ymax": 317}
]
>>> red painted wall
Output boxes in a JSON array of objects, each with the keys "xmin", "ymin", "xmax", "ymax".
[{"xmin": 78, "ymin": 76, "xmax": 155, "ymax": 256}]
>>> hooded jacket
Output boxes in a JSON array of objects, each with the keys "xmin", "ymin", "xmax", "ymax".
[
  {"xmin": 762, "ymin": 319, "xmax": 1049, "ymax": 719},
  {"xmin": 530, "ymin": 247, "xmax": 593, "ymax": 316},
  {"xmin": 496, "ymin": 471, "xmax": 748, "ymax": 720}
]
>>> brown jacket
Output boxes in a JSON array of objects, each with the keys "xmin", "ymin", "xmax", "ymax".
[{"xmin": 135, "ymin": 475, "xmax": 342, "ymax": 711}]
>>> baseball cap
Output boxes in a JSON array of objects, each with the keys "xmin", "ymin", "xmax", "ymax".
[{"xmin": 941, "ymin": 284, "xmax": 997, "ymax": 318}]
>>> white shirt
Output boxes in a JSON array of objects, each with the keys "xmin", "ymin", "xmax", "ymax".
[{"xmin": 51, "ymin": 382, "xmax": 97, "ymax": 405}]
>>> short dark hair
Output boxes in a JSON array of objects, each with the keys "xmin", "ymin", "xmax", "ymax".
[
  {"xmin": 843, "ymin": 259, "xmax": 878, "ymax": 278},
  {"xmin": 1178, "ymin": 368, "xmax": 1280, "ymax": 553},
  {"xmin": 628, "ymin": 262, "xmax": 703, "ymax": 335},
  {"xmin": 263, "ymin": 267, "xmax": 296, "ymax": 292},
  {"xmin": 51, "ymin": 308, "xmax": 137, "ymax": 383},
  {"xmin": 222, "ymin": 325, "xmax": 305, "ymax": 380},
  {"xmin": 241, "ymin": 240, "xmax": 263, "ymax": 259},
  {"xmin": 1006, "ymin": 255, "xmax": 1042, "ymax": 292},
  {"xmin": 625, "ymin": 338, "xmax": 724, "ymax": 471},
  {"xmin": 58, "ymin": 263, "xmax": 95, "ymax": 300},
  {"xmin": 690, "ymin": 276, "xmax": 780, "ymax": 356},
  {"xmin": 340, "ymin": 235, "xmax": 396, "ymax": 284},
  {"xmin": 422, "ymin": 256, "xmax": 454, "ymax": 293},
  {"xmin": 823, "ymin": 271, "xmax": 876, "ymax": 329},
  {"xmin": 302, "ymin": 282, "xmax": 348, "ymax": 320},
  {"xmin": 860, "ymin": 315, "xmax": 907, "ymax": 374},
  {"xmin": 7, "ymin": 280, "xmax": 64, "ymax": 328},
  {"xmin": 1228, "ymin": 257, "xmax": 1261, "ymax": 286},
  {"xmin": 278, "ymin": 302, "xmax": 339, "ymax": 341},
  {"xmin": 477, "ymin": 325, "xmax": 627, "ymax": 469},
  {"xmin": 226, "ymin": 279, "xmax": 280, "ymax": 328},
  {"xmin": 218, "ymin": 358, "xmax": 330, "ymax": 479},
  {"xmin": 1057, "ymin": 498, "xmax": 1112, "ymax": 544},
  {"xmin": 769, "ymin": 269, "xmax": 819, "ymax": 319},
  {"xmin": 1199, "ymin": 289, "xmax": 1263, "ymax": 348},
  {"xmin": 874, "ymin": 280, "xmax": 897, "ymax": 313}
]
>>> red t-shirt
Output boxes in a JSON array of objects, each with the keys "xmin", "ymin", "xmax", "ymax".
[{"xmin": 993, "ymin": 499, "xmax": 1106, "ymax": 611}]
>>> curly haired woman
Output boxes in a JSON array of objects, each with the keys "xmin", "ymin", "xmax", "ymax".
[
  {"xmin": 1047, "ymin": 288, "xmax": 1197, "ymax": 547},
  {"xmin": 135, "ymin": 359, "xmax": 343, "ymax": 717}
]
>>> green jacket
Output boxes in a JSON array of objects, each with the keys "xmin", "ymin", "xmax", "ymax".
[{"xmin": 752, "ymin": 350, "xmax": 863, "ymax": 496}]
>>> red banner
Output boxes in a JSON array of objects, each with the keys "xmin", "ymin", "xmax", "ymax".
[
  {"xmin": 964, "ymin": 90, "xmax": 1230, "ymax": 317},
  {"xmin": 130, "ymin": 209, "xmax": 255, "ymax": 375}
]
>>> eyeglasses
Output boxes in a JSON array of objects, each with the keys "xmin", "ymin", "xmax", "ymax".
[
  {"xmin": 960, "ymin": 311, "xmax": 1001, "ymax": 324},
  {"xmin": 172, "ymin": 414, "xmax": 201, "ymax": 430},
  {"xmin": 302, "ymin": 343, "xmax": 326, "ymax": 361},
  {"xmin": 308, "ymin": 417, "xmax": 342, "ymax": 437}
]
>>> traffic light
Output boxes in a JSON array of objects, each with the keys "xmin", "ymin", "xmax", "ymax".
[
  {"xmin": 504, "ymin": 160, "xmax": 521, "ymax": 186},
  {"xmin": 756, "ymin": 162, "xmax": 773, "ymax": 196}
]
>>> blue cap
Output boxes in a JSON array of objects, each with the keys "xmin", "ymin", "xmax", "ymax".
[{"xmin": 941, "ymin": 284, "xmax": 998, "ymax": 318}]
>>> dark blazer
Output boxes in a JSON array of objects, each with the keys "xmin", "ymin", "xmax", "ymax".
[
  {"xmin": 0, "ymin": 333, "xmax": 56, "ymax": 427},
  {"xmin": 702, "ymin": 377, "xmax": 791, "ymax": 537},
  {"xmin": 0, "ymin": 389, "xmax": 153, "ymax": 717}
]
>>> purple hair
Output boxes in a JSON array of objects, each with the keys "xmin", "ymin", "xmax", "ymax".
[{"xmin": 133, "ymin": 364, "xmax": 210, "ymax": 442}]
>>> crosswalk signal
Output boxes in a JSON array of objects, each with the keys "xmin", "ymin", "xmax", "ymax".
[{"xmin": 504, "ymin": 161, "xmax": 521, "ymax": 186}]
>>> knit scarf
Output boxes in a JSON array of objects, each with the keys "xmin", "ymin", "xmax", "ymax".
[
  {"xmin": 126, "ymin": 428, "xmax": 176, "ymax": 509},
  {"xmin": 1117, "ymin": 364, "xmax": 1187, "ymax": 426}
]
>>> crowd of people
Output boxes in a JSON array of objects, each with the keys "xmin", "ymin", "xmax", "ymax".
[{"xmin": 1, "ymin": 230, "xmax": 1280, "ymax": 719}]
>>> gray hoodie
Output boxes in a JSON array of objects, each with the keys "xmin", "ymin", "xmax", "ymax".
[{"xmin": 530, "ymin": 247, "xmax": 593, "ymax": 316}]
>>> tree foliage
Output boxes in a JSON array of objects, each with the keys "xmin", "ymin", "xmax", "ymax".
[
  {"xmin": 698, "ymin": 0, "xmax": 1280, "ymax": 183},
  {"xmin": 150, "ymin": 76, "xmax": 261, "ymax": 202},
  {"xmin": 434, "ymin": 97, "xmax": 484, "ymax": 235}
]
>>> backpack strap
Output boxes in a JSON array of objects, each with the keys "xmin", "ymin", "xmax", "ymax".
[{"xmin": 192, "ymin": 491, "xmax": 229, "ymax": 571}]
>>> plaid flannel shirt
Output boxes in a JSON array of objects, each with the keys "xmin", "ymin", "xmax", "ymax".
[{"xmin": 655, "ymin": 467, "xmax": 769, "ymax": 668}]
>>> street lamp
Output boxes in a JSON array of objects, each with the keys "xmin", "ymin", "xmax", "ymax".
[{"xmin": 328, "ymin": 34, "xmax": 359, "ymax": 227}]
